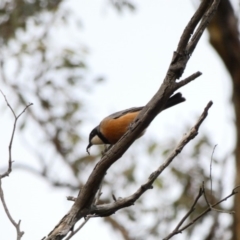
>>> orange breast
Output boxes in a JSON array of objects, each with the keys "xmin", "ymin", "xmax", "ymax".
[{"xmin": 100, "ymin": 112, "xmax": 140, "ymax": 144}]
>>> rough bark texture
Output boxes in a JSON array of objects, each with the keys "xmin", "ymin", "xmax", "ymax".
[
  {"xmin": 43, "ymin": 1, "xmax": 221, "ymax": 239},
  {"xmin": 207, "ymin": 1, "xmax": 240, "ymax": 239}
]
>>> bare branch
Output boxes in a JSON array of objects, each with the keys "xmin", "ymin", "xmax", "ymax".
[
  {"xmin": 177, "ymin": 0, "xmax": 211, "ymax": 52},
  {"xmin": 0, "ymin": 91, "xmax": 32, "ymax": 239},
  {"xmin": 176, "ymin": 71, "xmax": 202, "ymax": 88},
  {"xmin": 0, "ymin": 90, "xmax": 33, "ymax": 178},
  {"xmin": 202, "ymin": 182, "xmax": 233, "ymax": 214},
  {"xmin": 87, "ymin": 101, "xmax": 213, "ymax": 217},
  {"xmin": 163, "ymin": 187, "xmax": 204, "ymax": 240},
  {"xmin": 171, "ymin": 0, "xmax": 220, "ymax": 80},
  {"xmin": 64, "ymin": 181, "xmax": 104, "ymax": 240},
  {"xmin": 210, "ymin": 145, "xmax": 217, "ymax": 200},
  {"xmin": 0, "ymin": 179, "xmax": 24, "ymax": 240},
  {"xmin": 64, "ymin": 218, "xmax": 90, "ymax": 240},
  {"xmin": 104, "ymin": 216, "xmax": 135, "ymax": 240},
  {"xmin": 187, "ymin": 0, "xmax": 221, "ymax": 54},
  {"xmin": 44, "ymin": 1, "xmax": 221, "ymax": 239},
  {"xmin": 163, "ymin": 183, "xmax": 240, "ymax": 240}
]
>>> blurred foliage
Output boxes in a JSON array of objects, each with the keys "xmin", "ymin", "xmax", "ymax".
[
  {"xmin": 0, "ymin": 0, "xmax": 62, "ymax": 43},
  {"xmin": 0, "ymin": 1, "xmax": 233, "ymax": 240},
  {"xmin": 108, "ymin": 0, "xmax": 136, "ymax": 12}
]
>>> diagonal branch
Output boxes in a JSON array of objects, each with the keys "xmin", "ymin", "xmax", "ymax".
[
  {"xmin": 88, "ymin": 101, "xmax": 213, "ymax": 217},
  {"xmin": 163, "ymin": 184, "xmax": 240, "ymax": 240},
  {"xmin": 0, "ymin": 179, "xmax": 24, "ymax": 240},
  {"xmin": 171, "ymin": 0, "xmax": 220, "ymax": 80},
  {"xmin": 44, "ymin": 1, "xmax": 221, "ymax": 239},
  {"xmin": 0, "ymin": 90, "xmax": 33, "ymax": 240}
]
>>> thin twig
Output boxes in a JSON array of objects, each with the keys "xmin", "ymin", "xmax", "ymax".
[
  {"xmin": 0, "ymin": 91, "xmax": 32, "ymax": 239},
  {"xmin": 65, "ymin": 178, "xmax": 104, "ymax": 240},
  {"xmin": 210, "ymin": 144, "xmax": 217, "ymax": 198},
  {"xmin": 64, "ymin": 218, "xmax": 91, "ymax": 240},
  {"xmin": 172, "ymin": 188, "xmax": 203, "ymax": 231},
  {"xmin": 0, "ymin": 90, "xmax": 33, "ymax": 178},
  {"xmin": 187, "ymin": 0, "xmax": 221, "ymax": 53},
  {"xmin": 164, "ymin": 185, "xmax": 240, "ymax": 239},
  {"xmin": 0, "ymin": 179, "xmax": 24, "ymax": 240},
  {"xmin": 45, "ymin": 1, "xmax": 221, "ymax": 239},
  {"xmin": 202, "ymin": 182, "xmax": 235, "ymax": 214},
  {"xmin": 177, "ymin": 72, "xmax": 202, "ymax": 88},
  {"xmin": 202, "ymin": 181, "xmax": 211, "ymax": 208},
  {"xmin": 177, "ymin": 0, "xmax": 211, "ymax": 52},
  {"xmin": 163, "ymin": 187, "xmax": 204, "ymax": 240}
]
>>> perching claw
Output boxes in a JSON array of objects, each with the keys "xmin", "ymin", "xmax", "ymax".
[
  {"xmin": 86, "ymin": 148, "xmax": 90, "ymax": 155},
  {"xmin": 86, "ymin": 144, "xmax": 91, "ymax": 155}
]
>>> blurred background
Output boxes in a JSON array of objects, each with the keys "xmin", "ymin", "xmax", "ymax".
[{"xmin": 0, "ymin": 0, "xmax": 239, "ymax": 239}]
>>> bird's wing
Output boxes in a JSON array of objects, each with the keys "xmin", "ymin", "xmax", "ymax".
[{"xmin": 106, "ymin": 107, "xmax": 144, "ymax": 119}]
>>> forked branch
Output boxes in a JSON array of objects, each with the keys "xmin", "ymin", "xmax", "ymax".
[
  {"xmin": 0, "ymin": 90, "xmax": 33, "ymax": 240},
  {"xmin": 163, "ymin": 183, "xmax": 239, "ymax": 240},
  {"xmin": 88, "ymin": 101, "xmax": 213, "ymax": 217},
  {"xmin": 45, "ymin": 1, "xmax": 221, "ymax": 239}
]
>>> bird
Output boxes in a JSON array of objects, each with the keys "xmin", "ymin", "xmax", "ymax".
[{"xmin": 86, "ymin": 92, "xmax": 185, "ymax": 154}]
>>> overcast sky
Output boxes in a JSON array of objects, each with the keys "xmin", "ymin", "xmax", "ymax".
[{"xmin": 0, "ymin": 0, "xmax": 236, "ymax": 239}]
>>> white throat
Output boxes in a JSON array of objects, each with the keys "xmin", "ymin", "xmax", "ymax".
[{"xmin": 91, "ymin": 135, "xmax": 104, "ymax": 145}]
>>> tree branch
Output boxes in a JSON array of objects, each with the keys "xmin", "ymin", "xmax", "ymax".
[
  {"xmin": 206, "ymin": 1, "xmax": 240, "ymax": 238},
  {"xmin": 86, "ymin": 101, "xmax": 212, "ymax": 217},
  {"xmin": 0, "ymin": 90, "xmax": 32, "ymax": 240},
  {"xmin": 163, "ymin": 187, "xmax": 204, "ymax": 240},
  {"xmin": 186, "ymin": 0, "xmax": 221, "ymax": 54},
  {"xmin": 0, "ymin": 90, "xmax": 33, "ymax": 178},
  {"xmin": 64, "ymin": 180, "xmax": 104, "ymax": 240},
  {"xmin": 44, "ymin": 1, "xmax": 221, "ymax": 239},
  {"xmin": 163, "ymin": 184, "xmax": 240, "ymax": 240},
  {"xmin": 177, "ymin": 0, "xmax": 211, "ymax": 52},
  {"xmin": 176, "ymin": 71, "xmax": 202, "ymax": 88}
]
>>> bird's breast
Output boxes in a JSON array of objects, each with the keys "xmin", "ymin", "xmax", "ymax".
[{"xmin": 99, "ymin": 112, "xmax": 140, "ymax": 144}]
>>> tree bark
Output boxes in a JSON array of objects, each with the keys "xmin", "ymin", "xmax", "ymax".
[{"xmin": 207, "ymin": 1, "xmax": 240, "ymax": 239}]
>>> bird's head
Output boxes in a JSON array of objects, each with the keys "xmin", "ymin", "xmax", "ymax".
[{"xmin": 86, "ymin": 126, "xmax": 103, "ymax": 154}]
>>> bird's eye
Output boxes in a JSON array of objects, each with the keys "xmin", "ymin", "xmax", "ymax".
[{"xmin": 90, "ymin": 130, "xmax": 95, "ymax": 138}]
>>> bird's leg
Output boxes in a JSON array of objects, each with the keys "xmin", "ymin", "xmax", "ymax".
[{"xmin": 101, "ymin": 144, "xmax": 113, "ymax": 156}]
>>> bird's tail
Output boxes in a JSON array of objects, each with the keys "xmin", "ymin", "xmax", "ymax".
[{"xmin": 163, "ymin": 92, "xmax": 186, "ymax": 110}]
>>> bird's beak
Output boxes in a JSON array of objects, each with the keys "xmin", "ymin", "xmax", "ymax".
[{"xmin": 86, "ymin": 143, "xmax": 92, "ymax": 155}]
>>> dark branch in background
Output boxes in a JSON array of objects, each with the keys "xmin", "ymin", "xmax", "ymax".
[
  {"xmin": 104, "ymin": 216, "xmax": 135, "ymax": 240},
  {"xmin": 177, "ymin": 0, "xmax": 210, "ymax": 52},
  {"xmin": 7, "ymin": 163, "xmax": 80, "ymax": 191},
  {"xmin": 163, "ymin": 184, "xmax": 240, "ymax": 240},
  {"xmin": 175, "ymin": 71, "xmax": 202, "ymax": 88},
  {"xmin": 44, "ymin": 1, "xmax": 221, "ymax": 239},
  {"xmin": 65, "ymin": 101, "xmax": 213, "ymax": 219},
  {"xmin": 64, "ymin": 180, "xmax": 104, "ymax": 240},
  {"xmin": 0, "ymin": 90, "xmax": 33, "ymax": 178},
  {"xmin": 0, "ymin": 90, "xmax": 33, "ymax": 240}
]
